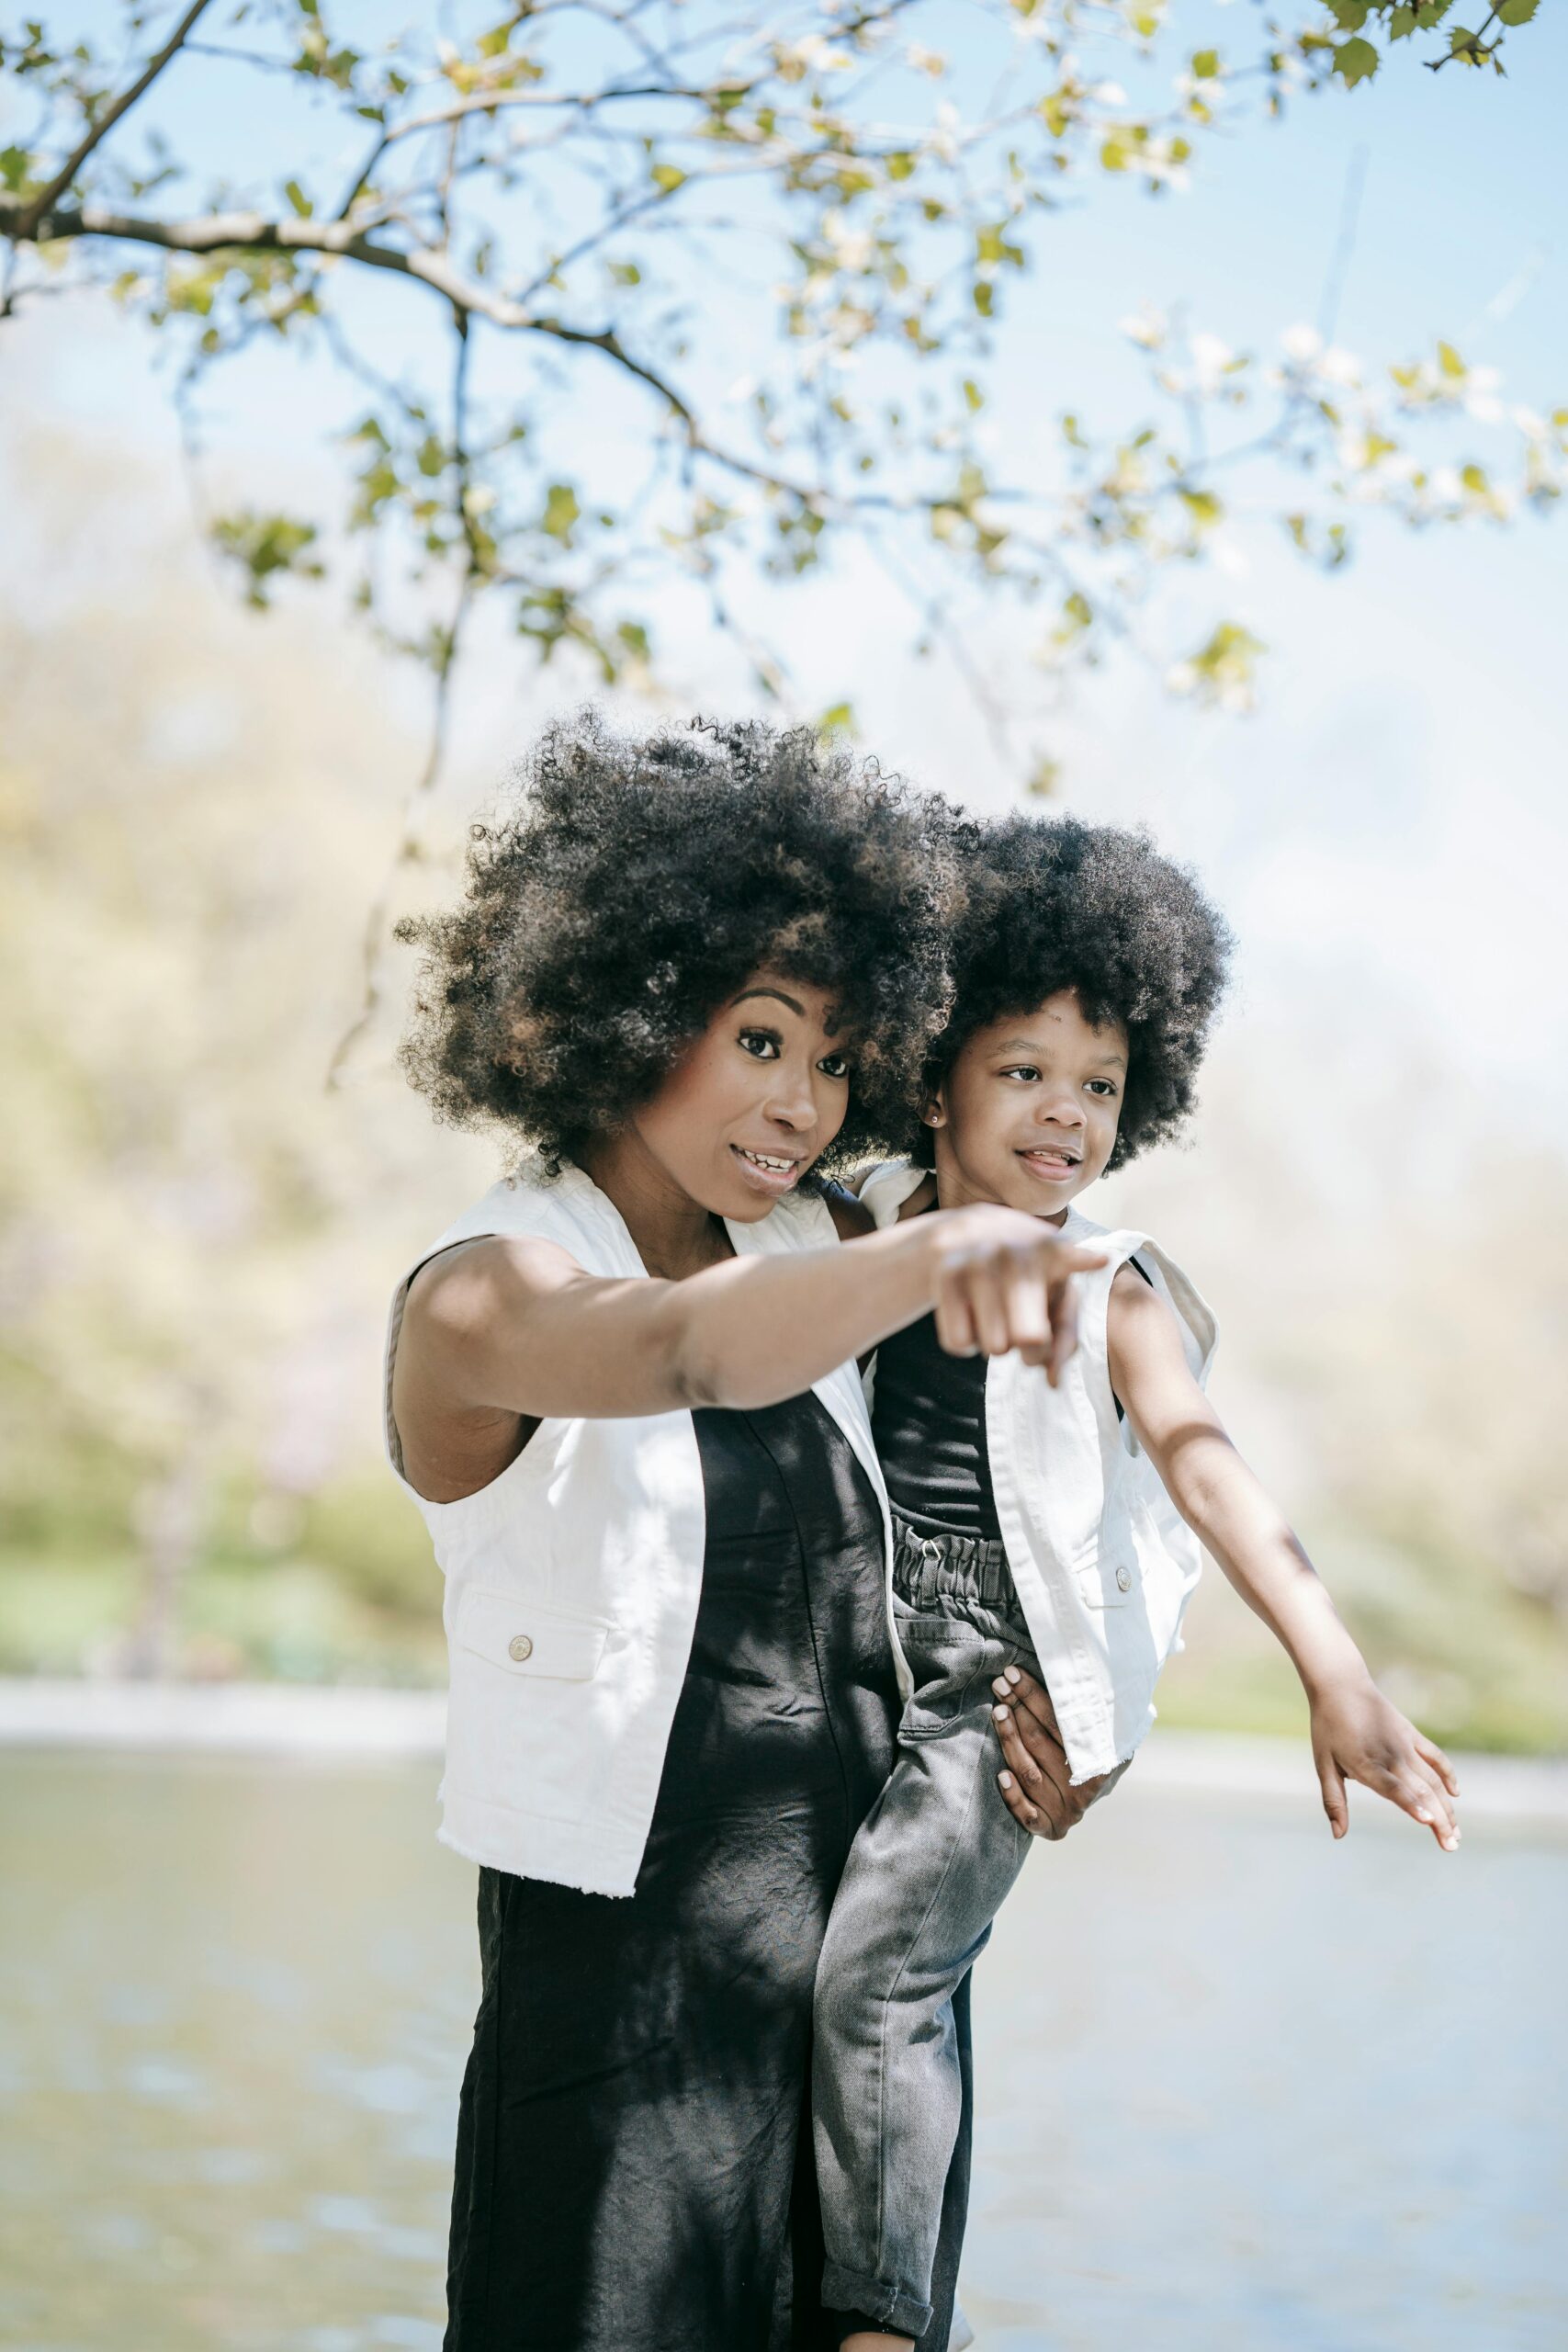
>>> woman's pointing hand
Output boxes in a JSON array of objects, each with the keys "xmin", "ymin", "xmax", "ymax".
[{"xmin": 928, "ymin": 1206, "xmax": 1107, "ymax": 1384}]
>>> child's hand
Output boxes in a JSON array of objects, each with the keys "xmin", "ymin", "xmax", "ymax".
[{"xmin": 1309, "ymin": 1673, "xmax": 1461, "ymax": 1851}]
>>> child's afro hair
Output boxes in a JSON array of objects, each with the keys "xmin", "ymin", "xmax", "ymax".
[
  {"xmin": 915, "ymin": 814, "xmax": 1233, "ymax": 1171},
  {"xmin": 398, "ymin": 709, "xmax": 963, "ymax": 1174}
]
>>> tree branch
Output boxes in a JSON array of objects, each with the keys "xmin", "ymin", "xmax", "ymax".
[
  {"xmin": 14, "ymin": 0, "xmax": 220, "ymax": 237},
  {"xmin": 383, "ymin": 80, "xmax": 738, "ymax": 144},
  {"xmin": 0, "ymin": 191, "xmax": 844, "ymax": 508}
]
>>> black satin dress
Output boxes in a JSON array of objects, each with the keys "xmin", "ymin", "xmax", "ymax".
[{"xmin": 443, "ymin": 1391, "xmax": 974, "ymax": 2352}]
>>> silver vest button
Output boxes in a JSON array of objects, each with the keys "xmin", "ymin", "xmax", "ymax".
[
  {"xmin": 1114, "ymin": 1566, "xmax": 1133, "ymax": 1593},
  {"xmin": 508, "ymin": 1634, "xmax": 534, "ymax": 1662}
]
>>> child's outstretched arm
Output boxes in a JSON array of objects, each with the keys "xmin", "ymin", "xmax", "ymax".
[{"xmin": 1107, "ymin": 1267, "xmax": 1461, "ymax": 1852}]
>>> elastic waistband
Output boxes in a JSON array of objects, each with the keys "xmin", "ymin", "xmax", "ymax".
[{"xmin": 891, "ymin": 1515, "xmax": 1016, "ymax": 1611}]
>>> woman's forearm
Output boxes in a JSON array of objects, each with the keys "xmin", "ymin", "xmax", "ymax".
[{"xmin": 668, "ymin": 1216, "xmax": 944, "ymax": 1409}]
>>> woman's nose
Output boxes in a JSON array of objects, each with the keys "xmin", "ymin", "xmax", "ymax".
[{"xmin": 765, "ymin": 1069, "xmax": 818, "ymax": 1130}]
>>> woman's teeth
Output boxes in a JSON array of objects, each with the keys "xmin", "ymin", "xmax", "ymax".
[{"xmin": 738, "ymin": 1148, "xmax": 796, "ymax": 1172}]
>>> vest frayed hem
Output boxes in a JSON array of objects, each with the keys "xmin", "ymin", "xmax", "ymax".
[{"xmin": 436, "ymin": 1803, "xmax": 640, "ymax": 1898}]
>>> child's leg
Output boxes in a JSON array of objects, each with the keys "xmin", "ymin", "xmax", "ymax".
[{"xmin": 814, "ymin": 1611, "xmax": 1035, "ymax": 2344}]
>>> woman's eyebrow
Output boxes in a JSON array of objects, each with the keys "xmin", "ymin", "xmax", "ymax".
[{"xmin": 730, "ymin": 987, "xmax": 807, "ymax": 1016}]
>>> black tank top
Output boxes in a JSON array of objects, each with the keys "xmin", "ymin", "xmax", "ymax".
[
  {"xmin": 871, "ymin": 1248, "xmax": 1154, "ymax": 1543},
  {"xmin": 871, "ymin": 1310, "xmax": 1002, "ymax": 1544}
]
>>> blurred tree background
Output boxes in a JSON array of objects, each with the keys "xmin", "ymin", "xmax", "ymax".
[{"xmin": 1, "ymin": 1, "xmax": 1564, "ymax": 1747}]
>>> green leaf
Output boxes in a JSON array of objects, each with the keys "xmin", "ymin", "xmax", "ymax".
[
  {"xmin": 542, "ymin": 483, "xmax": 580, "ymax": 541},
  {"xmin": 1496, "ymin": 0, "xmax": 1538, "ymax": 21},
  {"xmin": 209, "ymin": 510, "xmax": 324, "ymax": 608},
  {"xmin": 1179, "ymin": 488, "xmax": 1224, "ymax": 529},
  {"xmin": 1191, "ymin": 48, "xmax": 1219, "ymax": 75},
  {"xmin": 1413, "ymin": 0, "xmax": 1450, "ymax": 23},
  {"xmin": 649, "ymin": 163, "xmax": 687, "ymax": 194},
  {"xmin": 818, "ymin": 702, "xmax": 855, "ymax": 737},
  {"xmin": 1327, "ymin": 0, "xmax": 1369, "ymax": 27},
  {"xmin": 1333, "ymin": 35, "xmax": 1380, "ymax": 83},
  {"xmin": 1388, "ymin": 6, "xmax": 1416, "ymax": 35},
  {"xmin": 0, "ymin": 144, "xmax": 30, "ymax": 193},
  {"xmin": 283, "ymin": 178, "xmax": 312, "ymax": 218},
  {"xmin": 962, "ymin": 378, "xmax": 985, "ymax": 413},
  {"xmin": 1437, "ymin": 339, "xmax": 1465, "ymax": 376}
]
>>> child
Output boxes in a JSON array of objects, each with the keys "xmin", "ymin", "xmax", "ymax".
[{"xmin": 813, "ymin": 815, "xmax": 1461, "ymax": 2351}]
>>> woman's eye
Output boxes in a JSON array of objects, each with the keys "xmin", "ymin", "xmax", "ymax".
[
  {"xmin": 739, "ymin": 1028, "xmax": 781, "ymax": 1060},
  {"xmin": 818, "ymin": 1054, "xmax": 851, "ymax": 1081}
]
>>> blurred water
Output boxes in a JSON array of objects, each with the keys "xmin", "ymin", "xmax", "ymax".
[{"xmin": 0, "ymin": 1751, "xmax": 1562, "ymax": 2352}]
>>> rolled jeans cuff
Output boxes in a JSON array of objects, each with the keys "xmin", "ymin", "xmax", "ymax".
[{"xmin": 822, "ymin": 2258, "xmax": 933, "ymax": 2343}]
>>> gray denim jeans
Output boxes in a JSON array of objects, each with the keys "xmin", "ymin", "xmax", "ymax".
[{"xmin": 812, "ymin": 1519, "xmax": 1045, "ymax": 2343}]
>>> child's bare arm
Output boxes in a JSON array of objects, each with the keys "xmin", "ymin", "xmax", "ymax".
[{"xmin": 1107, "ymin": 1266, "xmax": 1461, "ymax": 1851}]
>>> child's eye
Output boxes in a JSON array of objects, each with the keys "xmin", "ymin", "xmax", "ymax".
[
  {"xmin": 817, "ymin": 1052, "xmax": 851, "ymax": 1081},
  {"xmin": 1086, "ymin": 1079, "xmax": 1119, "ymax": 1099},
  {"xmin": 1001, "ymin": 1065, "xmax": 1041, "ymax": 1084},
  {"xmin": 739, "ymin": 1027, "xmax": 781, "ymax": 1060}
]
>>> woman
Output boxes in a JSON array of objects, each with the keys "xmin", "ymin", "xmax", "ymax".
[{"xmin": 386, "ymin": 715, "xmax": 1100, "ymax": 2352}]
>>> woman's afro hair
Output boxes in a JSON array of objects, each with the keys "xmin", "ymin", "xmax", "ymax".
[
  {"xmin": 398, "ymin": 709, "xmax": 963, "ymax": 1174},
  {"xmin": 915, "ymin": 814, "xmax": 1233, "ymax": 1171}
]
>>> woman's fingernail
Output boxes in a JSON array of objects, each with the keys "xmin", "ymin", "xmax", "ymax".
[
  {"xmin": 998, "ymin": 1771, "xmax": 1013, "ymax": 1790},
  {"xmin": 993, "ymin": 1703, "xmax": 1010, "ymax": 1722},
  {"xmin": 992, "ymin": 1678, "xmax": 1010, "ymax": 1696},
  {"xmin": 1006, "ymin": 1667, "xmax": 1021, "ymax": 1685}
]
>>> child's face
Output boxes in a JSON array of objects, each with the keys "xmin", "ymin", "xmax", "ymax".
[{"xmin": 928, "ymin": 989, "xmax": 1128, "ymax": 1222}]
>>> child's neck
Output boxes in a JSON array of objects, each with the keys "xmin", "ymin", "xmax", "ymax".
[{"xmin": 929, "ymin": 1164, "xmax": 1073, "ymax": 1227}]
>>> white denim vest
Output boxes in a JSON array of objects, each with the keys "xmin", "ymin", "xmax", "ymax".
[
  {"xmin": 384, "ymin": 1161, "xmax": 906, "ymax": 1897},
  {"xmin": 859, "ymin": 1159, "xmax": 1218, "ymax": 1783}
]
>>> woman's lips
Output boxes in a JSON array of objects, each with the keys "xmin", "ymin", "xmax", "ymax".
[{"xmin": 730, "ymin": 1143, "xmax": 804, "ymax": 1194}]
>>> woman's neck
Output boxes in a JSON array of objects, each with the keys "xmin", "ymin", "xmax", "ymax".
[{"xmin": 580, "ymin": 1130, "xmax": 732, "ymax": 1282}]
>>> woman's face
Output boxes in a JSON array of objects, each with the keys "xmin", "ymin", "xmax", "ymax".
[{"xmin": 629, "ymin": 971, "xmax": 853, "ymax": 1222}]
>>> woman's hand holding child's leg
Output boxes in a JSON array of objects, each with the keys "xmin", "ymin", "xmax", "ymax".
[{"xmin": 989, "ymin": 1664, "xmax": 1115, "ymax": 1839}]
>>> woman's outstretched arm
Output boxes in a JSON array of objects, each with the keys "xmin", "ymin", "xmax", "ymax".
[{"xmin": 395, "ymin": 1205, "xmax": 1105, "ymax": 1447}]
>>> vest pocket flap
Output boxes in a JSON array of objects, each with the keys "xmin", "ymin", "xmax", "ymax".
[
  {"xmin": 454, "ymin": 1585, "xmax": 613, "ymax": 1680},
  {"xmin": 1076, "ymin": 1555, "xmax": 1137, "ymax": 1610}
]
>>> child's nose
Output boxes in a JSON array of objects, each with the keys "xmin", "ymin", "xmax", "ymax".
[{"xmin": 1037, "ymin": 1092, "xmax": 1085, "ymax": 1128}]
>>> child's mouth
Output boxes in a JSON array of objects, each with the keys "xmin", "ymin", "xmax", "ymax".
[{"xmin": 1017, "ymin": 1147, "xmax": 1081, "ymax": 1184}]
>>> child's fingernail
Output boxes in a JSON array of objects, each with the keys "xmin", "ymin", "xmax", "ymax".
[
  {"xmin": 998, "ymin": 1771, "xmax": 1013, "ymax": 1790},
  {"xmin": 1416, "ymin": 1810, "xmax": 1432, "ymax": 1823}
]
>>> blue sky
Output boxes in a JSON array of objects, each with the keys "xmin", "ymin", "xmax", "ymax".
[{"xmin": 6, "ymin": 1, "xmax": 1566, "ymax": 1165}]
